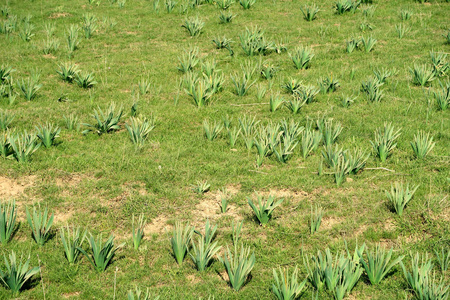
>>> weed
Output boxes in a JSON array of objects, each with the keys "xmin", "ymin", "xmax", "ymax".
[
  {"xmin": 0, "ymin": 251, "xmax": 40, "ymax": 295},
  {"xmin": 182, "ymin": 16, "xmax": 204, "ymax": 37},
  {"xmin": 0, "ymin": 200, "xmax": 16, "ymax": 245},
  {"xmin": 219, "ymin": 244, "xmax": 255, "ymax": 291},
  {"xmin": 310, "ymin": 205, "xmax": 323, "ymax": 234},
  {"xmin": 386, "ymin": 182, "xmax": 419, "ymax": 216},
  {"xmin": 26, "ymin": 205, "xmax": 54, "ymax": 246},
  {"xmin": 60, "ymin": 225, "xmax": 87, "ymax": 264},
  {"xmin": 82, "ymin": 102, "xmax": 124, "ymax": 135},
  {"xmin": 132, "ymin": 213, "xmax": 146, "ymax": 250},
  {"xmin": 78, "ymin": 233, "xmax": 124, "ymax": 272},
  {"xmin": 247, "ymin": 194, "xmax": 283, "ymax": 225},
  {"xmin": 370, "ymin": 122, "xmax": 401, "ymax": 162},
  {"xmin": 8, "ymin": 131, "xmax": 40, "ymax": 163},
  {"xmin": 289, "ymin": 46, "xmax": 314, "ymax": 69},
  {"xmin": 203, "ymin": 119, "xmax": 223, "ymax": 141},
  {"xmin": 191, "ymin": 180, "xmax": 210, "ymax": 194},
  {"xmin": 170, "ymin": 222, "xmax": 194, "ymax": 265},
  {"xmin": 410, "ymin": 64, "xmax": 435, "ymax": 86},
  {"xmin": 57, "ymin": 62, "xmax": 80, "ymax": 83},
  {"xmin": 272, "ymin": 266, "xmax": 307, "ymax": 300},
  {"xmin": 410, "ymin": 131, "xmax": 435, "ymax": 159},
  {"xmin": 35, "ymin": 123, "xmax": 61, "ymax": 148}
]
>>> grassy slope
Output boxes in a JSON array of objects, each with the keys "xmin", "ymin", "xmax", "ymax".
[{"xmin": 0, "ymin": 0, "xmax": 449, "ymax": 298}]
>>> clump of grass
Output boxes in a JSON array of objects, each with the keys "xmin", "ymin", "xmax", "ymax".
[
  {"xmin": 191, "ymin": 180, "xmax": 210, "ymax": 194},
  {"xmin": 300, "ymin": 4, "xmax": 320, "ymax": 21},
  {"xmin": 410, "ymin": 131, "xmax": 435, "ymax": 159},
  {"xmin": 335, "ymin": 0, "xmax": 360, "ymax": 14},
  {"xmin": 203, "ymin": 119, "xmax": 223, "ymax": 141},
  {"xmin": 66, "ymin": 24, "xmax": 81, "ymax": 56},
  {"xmin": 400, "ymin": 8, "xmax": 413, "ymax": 21},
  {"xmin": 434, "ymin": 247, "xmax": 450, "ymax": 272},
  {"xmin": 0, "ymin": 251, "xmax": 40, "ymax": 295},
  {"xmin": 386, "ymin": 182, "xmax": 419, "ymax": 217},
  {"xmin": 269, "ymin": 94, "xmax": 284, "ymax": 112},
  {"xmin": 125, "ymin": 116, "xmax": 156, "ymax": 149},
  {"xmin": 182, "ymin": 16, "xmax": 204, "ymax": 37},
  {"xmin": 373, "ymin": 67, "xmax": 397, "ymax": 84},
  {"xmin": 43, "ymin": 37, "xmax": 60, "ymax": 54},
  {"xmin": 333, "ymin": 156, "xmax": 352, "ymax": 187},
  {"xmin": 63, "ymin": 114, "xmax": 80, "ymax": 132},
  {"xmin": 310, "ymin": 205, "xmax": 323, "ymax": 234},
  {"xmin": 219, "ymin": 244, "xmax": 255, "ymax": 291},
  {"xmin": 212, "ymin": 36, "xmax": 233, "ymax": 50},
  {"xmin": 231, "ymin": 73, "xmax": 256, "ymax": 96},
  {"xmin": 17, "ymin": 75, "xmax": 42, "ymax": 101},
  {"xmin": 339, "ymin": 95, "xmax": 355, "ymax": 107},
  {"xmin": 165, "ymin": 0, "xmax": 177, "ymax": 12},
  {"xmin": 177, "ymin": 47, "xmax": 199, "ymax": 72},
  {"xmin": 219, "ymin": 188, "xmax": 229, "ymax": 213},
  {"xmin": 358, "ymin": 244, "xmax": 404, "ymax": 285},
  {"xmin": 190, "ymin": 221, "xmax": 222, "ymax": 271},
  {"xmin": 282, "ymin": 78, "xmax": 302, "ymax": 94},
  {"xmin": 8, "ymin": 131, "xmax": 40, "ymax": 163},
  {"xmin": 361, "ymin": 76, "xmax": 383, "ymax": 102},
  {"xmin": 219, "ymin": 11, "xmax": 236, "ymax": 23},
  {"xmin": 83, "ymin": 102, "xmax": 124, "ymax": 135},
  {"xmin": 301, "ymin": 127, "xmax": 322, "ymax": 159},
  {"xmin": 272, "ymin": 266, "xmax": 307, "ymax": 300},
  {"xmin": 345, "ymin": 37, "xmax": 360, "ymax": 53},
  {"xmin": 26, "ymin": 205, "xmax": 54, "ymax": 246},
  {"xmin": 170, "ymin": 222, "xmax": 194, "ymax": 265},
  {"xmin": 430, "ymin": 51, "xmax": 449, "ymax": 78},
  {"xmin": 216, "ymin": 0, "xmax": 234, "ymax": 10},
  {"xmin": 35, "ymin": 123, "xmax": 61, "ymax": 148},
  {"xmin": 239, "ymin": 26, "xmax": 274, "ymax": 56},
  {"xmin": 60, "ymin": 225, "xmax": 87, "ymax": 264},
  {"xmin": 0, "ymin": 200, "xmax": 16, "ymax": 245},
  {"xmin": 78, "ymin": 233, "xmax": 124, "ymax": 272},
  {"xmin": 370, "ymin": 122, "xmax": 401, "ymax": 162},
  {"xmin": 239, "ymin": 0, "xmax": 255, "ymax": 9},
  {"xmin": 0, "ymin": 109, "xmax": 14, "ymax": 131},
  {"xmin": 247, "ymin": 194, "xmax": 283, "ymax": 225},
  {"xmin": 184, "ymin": 78, "xmax": 214, "ymax": 107},
  {"xmin": 19, "ymin": 22, "xmax": 35, "ymax": 42},
  {"xmin": 362, "ymin": 4, "xmax": 376, "ymax": 17},
  {"xmin": 410, "ymin": 64, "xmax": 435, "ymax": 86},
  {"xmin": 395, "ymin": 23, "xmax": 410, "ymax": 39},
  {"xmin": 260, "ymin": 62, "xmax": 277, "ymax": 80},
  {"xmin": 289, "ymin": 46, "xmax": 314, "ymax": 69},
  {"xmin": 57, "ymin": 62, "xmax": 80, "ymax": 83},
  {"xmin": 319, "ymin": 76, "xmax": 340, "ymax": 93},
  {"xmin": 82, "ymin": 13, "xmax": 97, "ymax": 39},
  {"xmin": 285, "ymin": 96, "xmax": 306, "ymax": 114},
  {"xmin": 132, "ymin": 213, "xmax": 146, "ymax": 250},
  {"xmin": 75, "ymin": 72, "xmax": 97, "ymax": 89},
  {"xmin": 433, "ymin": 82, "xmax": 449, "ymax": 111},
  {"xmin": 360, "ymin": 35, "xmax": 377, "ymax": 52}
]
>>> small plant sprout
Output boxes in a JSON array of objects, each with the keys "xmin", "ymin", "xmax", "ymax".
[
  {"xmin": 63, "ymin": 114, "xmax": 80, "ymax": 132},
  {"xmin": 17, "ymin": 75, "xmax": 42, "ymax": 101},
  {"xmin": 346, "ymin": 37, "xmax": 359, "ymax": 53},
  {"xmin": 7, "ymin": 131, "xmax": 41, "ymax": 163},
  {"xmin": 231, "ymin": 73, "xmax": 256, "ymax": 96},
  {"xmin": 216, "ymin": 0, "xmax": 234, "ymax": 10},
  {"xmin": 219, "ymin": 11, "xmax": 236, "ymax": 24},
  {"xmin": 35, "ymin": 123, "xmax": 61, "ymax": 148},
  {"xmin": 60, "ymin": 225, "xmax": 87, "ymax": 264},
  {"xmin": 78, "ymin": 233, "xmax": 125, "ymax": 272},
  {"xmin": 228, "ymin": 127, "xmax": 241, "ymax": 147},
  {"xmin": 0, "ymin": 200, "xmax": 16, "ymax": 244},
  {"xmin": 132, "ymin": 213, "xmax": 146, "ymax": 250},
  {"xmin": 127, "ymin": 287, "xmax": 159, "ymax": 300},
  {"xmin": 231, "ymin": 220, "xmax": 243, "ymax": 246},
  {"xmin": 333, "ymin": 156, "xmax": 352, "ymax": 187},
  {"xmin": 219, "ymin": 188, "xmax": 229, "ymax": 213},
  {"xmin": 339, "ymin": 95, "xmax": 355, "ymax": 107},
  {"xmin": 289, "ymin": 46, "xmax": 314, "ymax": 70},
  {"xmin": 400, "ymin": 8, "xmax": 413, "ymax": 21},
  {"xmin": 301, "ymin": 127, "xmax": 322, "ymax": 159},
  {"xmin": 219, "ymin": 244, "xmax": 255, "ymax": 291},
  {"xmin": 319, "ymin": 76, "xmax": 340, "ymax": 93},
  {"xmin": 386, "ymin": 182, "xmax": 419, "ymax": 217},
  {"xmin": 300, "ymin": 4, "xmax": 320, "ymax": 21},
  {"xmin": 0, "ymin": 251, "xmax": 40, "ymax": 295},
  {"xmin": 360, "ymin": 36, "xmax": 377, "ymax": 52},
  {"xmin": 239, "ymin": 0, "xmax": 255, "ymax": 9},
  {"xmin": 177, "ymin": 47, "xmax": 199, "ymax": 73},
  {"xmin": 358, "ymin": 244, "xmax": 404, "ymax": 285},
  {"xmin": 125, "ymin": 116, "xmax": 156, "ymax": 149},
  {"xmin": 319, "ymin": 119, "xmax": 343, "ymax": 147},
  {"xmin": 26, "ymin": 204, "xmax": 54, "ymax": 246},
  {"xmin": 165, "ymin": 0, "xmax": 177, "ymax": 13},
  {"xmin": 75, "ymin": 72, "xmax": 97, "ymax": 89},
  {"xmin": 83, "ymin": 102, "xmax": 124, "ymax": 135},
  {"xmin": 434, "ymin": 247, "xmax": 450, "ymax": 272},
  {"xmin": 272, "ymin": 266, "xmax": 307, "ymax": 300},
  {"xmin": 430, "ymin": 51, "xmax": 449, "ymax": 78},
  {"xmin": 395, "ymin": 23, "xmax": 410, "ymax": 39},
  {"xmin": 256, "ymin": 83, "xmax": 267, "ymax": 101},
  {"xmin": 370, "ymin": 122, "xmax": 401, "ymax": 162},
  {"xmin": 247, "ymin": 194, "xmax": 283, "ymax": 225},
  {"xmin": 0, "ymin": 109, "xmax": 14, "ymax": 130},
  {"xmin": 66, "ymin": 24, "xmax": 81, "ymax": 56},
  {"xmin": 182, "ymin": 16, "xmax": 204, "ymax": 37},
  {"xmin": 170, "ymin": 222, "xmax": 194, "ymax": 265},
  {"xmin": 410, "ymin": 131, "xmax": 435, "ymax": 159},
  {"xmin": 269, "ymin": 94, "xmax": 284, "ymax": 112},
  {"xmin": 192, "ymin": 180, "xmax": 210, "ymax": 195},
  {"xmin": 81, "ymin": 13, "xmax": 97, "ymax": 39},
  {"xmin": 203, "ymin": 120, "xmax": 223, "ymax": 141},
  {"xmin": 57, "ymin": 62, "xmax": 80, "ymax": 83},
  {"xmin": 410, "ymin": 64, "xmax": 435, "ymax": 86},
  {"xmin": 310, "ymin": 204, "xmax": 323, "ymax": 234},
  {"xmin": 189, "ymin": 221, "xmax": 222, "ymax": 271},
  {"xmin": 433, "ymin": 82, "xmax": 449, "ymax": 111}
]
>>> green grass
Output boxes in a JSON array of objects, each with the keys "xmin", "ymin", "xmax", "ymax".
[{"xmin": 0, "ymin": 0, "xmax": 449, "ymax": 298}]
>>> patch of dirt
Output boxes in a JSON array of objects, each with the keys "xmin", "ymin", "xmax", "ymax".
[
  {"xmin": 43, "ymin": 54, "xmax": 57, "ymax": 59},
  {"xmin": 321, "ymin": 216, "xmax": 343, "ymax": 230},
  {"xmin": 145, "ymin": 214, "xmax": 169, "ymax": 235},
  {"xmin": 225, "ymin": 183, "xmax": 241, "ymax": 195},
  {"xmin": 0, "ymin": 175, "xmax": 36, "ymax": 199},
  {"xmin": 55, "ymin": 174, "xmax": 85, "ymax": 188},
  {"xmin": 54, "ymin": 209, "xmax": 75, "ymax": 225},
  {"xmin": 49, "ymin": 12, "xmax": 70, "ymax": 19},
  {"xmin": 61, "ymin": 292, "xmax": 80, "ymax": 298},
  {"xmin": 187, "ymin": 274, "xmax": 201, "ymax": 284}
]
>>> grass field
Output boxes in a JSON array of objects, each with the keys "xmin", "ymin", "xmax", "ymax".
[{"xmin": 0, "ymin": 0, "xmax": 449, "ymax": 298}]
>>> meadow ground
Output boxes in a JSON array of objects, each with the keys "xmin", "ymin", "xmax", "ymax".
[{"xmin": 0, "ymin": 0, "xmax": 449, "ymax": 298}]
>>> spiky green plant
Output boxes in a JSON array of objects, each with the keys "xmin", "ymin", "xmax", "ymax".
[
  {"xmin": 57, "ymin": 62, "xmax": 80, "ymax": 83},
  {"xmin": 335, "ymin": 0, "xmax": 360, "ymax": 14},
  {"xmin": 216, "ymin": 0, "xmax": 234, "ymax": 9},
  {"xmin": 17, "ymin": 76, "xmax": 42, "ymax": 101},
  {"xmin": 269, "ymin": 94, "xmax": 284, "ymax": 112},
  {"xmin": 60, "ymin": 225, "xmax": 87, "ymax": 264},
  {"xmin": 212, "ymin": 36, "xmax": 233, "ymax": 50},
  {"xmin": 319, "ymin": 119, "xmax": 343, "ymax": 147},
  {"xmin": 360, "ymin": 36, "xmax": 376, "ymax": 52},
  {"xmin": 63, "ymin": 114, "xmax": 80, "ymax": 132},
  {"xmin": 239, "ymin": 115, "xmax": 259, "ymax": 150},
  {"xmin": 256, "ymin": 83, "xmax": 267, "ymax": 101},
  {"xmin": 272, "ymin": 266, "xmax": 307, "ymax": 300},
  {"xmin": 358, "ymin": 244, "xmax": 404, "ymax": 285},
  {"xmin": 138, "ymin": 77, "xmax": 151, "ymax": 95},
  {"xmin": 0, "ymin": 65, "xmax": 14, "ymax": 84},
  {"xmin": 66, "ymin": 24, "xmax": 80, "ymax": 55},
  {"xmin": 190, "ymin": 221, "xmax": 221, "ymax": 271},
  {"xmin": 191, "ymin": 180, "xmax": 210, "ymax": 194},
  {"xmin": 8, "ymin": 131, "xmax": 40, "ymax": 163},
  {"xmin": 82, "ymin": 13, "xmax": 97, "ymax": 39},
  {"xmin": 434, "ymin": 247, "xmax": 449, "ymax": 272},
  {"xmin": 132, "ymin": 213, "xmax": 146, "ymax": 250},
  {"xmin": 410, "ymin": 64, "xmax": 436, "ymax": 86},
  {"xmin": 294, "ymin": 84, "xmax": 320, "ymax": 104},
  {"xmin": 247, "ymin": 194, "xmax": 283, "ymax": 225},
  {"xmin": 219, "ymin": 188, "xmax": 229, "ymax": 213},
  {"xmin": 75, "ymin": 72, "xmax": 97, "ymax": 89},
  {"xmin": 231, "ymin": 73, "xmax": 256, "ymax": 96},
  {"xmin": 344, "ymin": 148, "xmax": 369, "ymax": 174},
  {"xmin": 386, "ymin": 182, "xmax": 419, "ymax": 217},
  {"xmin": 203, "ymin": 119, "xmax": 223, "ymax": 141},
  {"xmin": 310, "ymin": 205, "xmax": 323, "ymax": 234},
  {"xmin": 0, "ymin": 109, "xmax": 14, "ymax": 131},
  {"xmin": 433, "ymin": 82, "xmax": 449, "ymax": 111},
  {"xmin": 345, "ymin": 37, "xmax": 359, "ymax": 53},
  {"xmin": 42, "ymin": 37, "xmax": 60, "ymax": 54},
  {"xmin": 333, "ymin": 156, "xmax": 352, "ymax": 187},
  {"xmin": 125, "ymin": 116, "xmax": 156, "ymax": 149},
  {"xmin": 78, "ymin": 233, "xmax": 124, "ymax": 272},
  {"xmin": 185, "ymin": 79, "xmax": 213, "ymax": 107},
  {"xmin": 370, "ymin": 122, "xmax": 401, "ymax": 162},
  {"xmin": 165, "ymin": 0, "xmax": 177, "ymax": 12},
  {"xmin": 219, "ymin": 11, "xmax": 235, "ymax": 24},
  {"xmin": 227, "ymin": 127, "xmax": 241, "ymax": 147},
  {"xmin": 373, "ymin": 67, "xmax": 397, "ymax": 84},
  {"xmin": 127, "ymin": 287, "xmax": 160, "ymax": 300},
  {"xmin": 319, "ymin": 76, "xmax": 340, "ymax": 94},
  {"xmin": 0, "ymin": 251, "xmax": 40, "ymax": 295},
  {"xmin": 300, "ymin": 4, "xmax": 320, "ymax": 21},
  {"xmin": 19, "ymin": 22, "xmax": 34, "ymax": 42},
  {"xmin": 430, "ymin": 51, "xmax": 449, "ymax": 78},
  {"xmin": 239, "ymin": 0, "xmax": 255, "ymax": 9},
  {"xmin": 301, "ymin": 128, "xmax": 322, "ymax": 159},
  {"xmin": 285, "ymin": 96, "xmax": 306, "ymax": 114},
  {"xmin": 289, "ymin": 46, "xmax": 314, "ymax": 69},
  {"xmin": 361, "ymin": 76, "xmax": 383, "ymax": 102},
  {"xmin": 231, "ymin": 220, "xmax": 243, "ymax": 246},
  {"xmin": 395, "ymin": 23, "xmax": 410, "ymax": 39},
  {"xmin": 177, "ymin": 47, "xmax": 199, "ymax": 73},
  {"xmin": 444, "ymin": 30, "xmax": 450, "ymax": 45},
  {"xmin": 171, "ymin": 222, "xmax": 194, "ymax": 265},
  {"xmin": 282, "ymin": 78, "xmax": 302, "ymax": 94},
  {"xmin": 0, "ymin": 200, "xmax": 16, "ymax": 245},
  {"xmin": 400, "ymin": 8, "xmax": 413, "ymax": 21},
  {"xmin": 322, "ymin": 145, "xmax": 344, "ymax": 168},
  {"xmin": 359, "ymin": 22, "xmax": 375, "ymax": 32},
  {"xmin": 219, "ymin": 244, "xmax": 255, "ymax": 291},
  {"xmin": 362, "ymin": 4, "xmax": 376, "ymax": 17},
  {"xmin": 273, "ymin": 139, "xmax": 298, "ymax": 164},
  {"xmin": 182, "ymin": 16, "xmax": 204, "ymax": 37},
  {"xmin": 260, "ymin": 63, "xmax": 277, "ymax": 80},
  {"xmin": 410, "ymin": 131, "xmax": 435, "ymax": 159},
  {"xmin": 26, "ymin": 205, "xmax": 54, "ymax": 246},
  {"xmin": 35, "ymin": 123, "xmax": 61, "ymax": 148},
  {"xmin": 239, "ymin": 26, "xmax": 274, "ymax": 56},
  {"xmin": 339, "ymin": 95, "xmax": 355, "ymax": 107},
  {"xmin": 83, "ymin": 102, "xmax": 124, "ymax": 135}
]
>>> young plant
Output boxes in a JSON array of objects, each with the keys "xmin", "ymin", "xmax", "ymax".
[
  {"xmin": 400, "ymin": 8, "xmax": 413, "ymax": 21},
  {"xmin": 82, "ymin": 13, "xmax": 97, "ymax": 39},
  {"xmin": 386, "ymin": 182, "xmax": 419, "ymax": 216},
  {"xmin": 8, "ymin": 131, "xmax": 40, "ymax": 163},
  {"xmin": 43, "ymin": 37, "xmax": 60, "ymax": 54},
  {"xmin": 182, "ymin": 16, "xmax": 204, "ymax": 37},
  {"xmin": 231, "ymin": 220, "xmax": 243, "ymax": 246},
  {"xmin": 177, "ymin": 47, "xmax": 199, "ymax": 73},
  {"xmin": 362, "ymin": 4, "xmax": 376, "ymax": 17},
  {"xmin": 360, "ymin": 36, "xmax": 377, "ymax": 52},
  {"xmin": 247, "ymin": 194, "xmax": 283, "ymax": 225},
  {"xmin": 219, "ymin": 11, "xmax": 235, "ymax": 24},
  {"xmin": 19, "ymin": 22, "xmax": 35, "ymax": 42},
  {"xmin": 227, "ymin": 127, "xmax": 241, "ymax": 147},
  {"xmin": 127, "ymin": 287, "xmax": 159, "ymax": 300},
  {"xmin": 373, "ymin": 67, "xmax": 397, "ymax": 84},
  {"xmin": 256, "ymin": 83, "xmax": 267, "ymax": 101},
  {"xmin": 216, "ymin": 0, "xmax": 234, "ymax": 10},
  {"xmin": 310, "ymin": 205, "xmax": 323, "ymax": 234},
  {"xmin": 75, "ymin": 72, "xmax": 97, "ymax": 89},
  {"xmin": 132, "ymin": 213, "xmax": 146, "ymax": 250},
  {"xmin": 219, "ymin": 244, "xmax": 255, "ymax": 291},
  {"xmin": 333, "ymin": 156, "xmax": 352, "ymax": 187},
  {"xmin": 82, "ymin": 102, "xmax": 124, "ymax": 135},
  {"xmin": 410, "ymin": 64, "xmax": 435, "ymax": 86},
  {"xmin": 319, "ymin": 76, "xmax": 340, "ymax": 93},
  {"xmin": 170, "ymin": 222, "xmax": 194, "ymax": 265},
  {"xmin": 430, "ymin": 51, "xmax": 449, "ymax": 78},
  {"xmin": 289, "ymin": 46, "xmax": 314, "ymax": 70},
  {"xmin": 433, "ymin": 82, "xmax": 449, "ymax": 111},
  {"xmin": 231, "ymin": 73, "xmax": 256, "ymax": 96},
  {"xmin": 0, "ymin": 109, "xmax": 14, "ymax": 130},
  {"xmin": 272, "ymin": 266, "xmax": 307, "ymax": 300},
  {"xmin": 17, "ymin": 76, "xmax": 42, "ymax": 101},
  {"xmin": 410, "ymin": 131, "xmax": 435, "ymax": 159},
  {"xmin": 361, "ymin": 76, "xmax": 383, "ymax": 102},
  {"xmin": 212, "ymin": 36, "xmax": 233, "ymax": 50},
  {"xmin": 35, "ymin": 123, "xmax": 61, "ymax": 148},
  {"xmin": 358, "ymin": 244, "xmax": 404, "ymax": 285},
  {"xmin": 0, "ymin": 200, "xmax": 16, "ymax": 244},
  {"xmin": 273, "ymin": 139, "xmax": 298, "ymax": 164},
  {"xmin": 285, "ymin": 97, "xmax": 306, "ymax": 114},
  {"xmin": 339, "ymin": 95, "xmax": 355, "ymax": 107},
  {"xmin": 60, "ymin": 225, "xmax": 87, "ymax": 263},
  {"xmin": 66, "ymin": 24, "xmax": 81, "ymax": 55},
  {"xmin": 344, "ymin": 148, "xmax": 369, "ymax": 174},
  {"xmin": 434, "ymin": 247, "xmax": 450, "ymax": 272},
  {"xmin": 300, "ymin": 4, "xmax": 320, "ymax": 21},
  {"xmin": 78, "ymin": 233, "xmax": 124, "ymax": 272},
  {"xmin": 0, "ymin": 251, "xmax": 40, "ymax": 295},
  {"xmin": 219, "ymin": 188, "xmax": 229, "ymax": 213},
  {"xmin": 345, "ymin": 37, "xmax": 359, "ymax": 53},
  {"xmin": 319, "ymin": 119, "xmax": 343, "ymax": 147},
  {"xmin": 370, "ymin": 122, "xmax": 401, "ymax": 162},
  {"xmin": 282, "ymin": 78, "xmax": 302, "ymax": 94},
  {"xmin": 203, "ymin": 119, "xmax": 223, "ymax": 141},
  {"xmin": 57, "ymin": 62, "xmax": 80, "ymax": 83},
  {"xmin": 125, "ymin": 116, "xmax": 156, "ymax": 149},
  {"xmin": 301, "ymin": 128, "xmax": 322, "ymax": 159},
  {"xmin": 185, "ymin": 79, "xmax": 213, "ymax": 107},
  {"xmin": 0, "ymin": 65, "xmax": 14, "ymax": 84},
  {"xmin": 239, "ymin": 115, "xmax": 259, "ymax": 150},
  {"xmin": 189, "ymin": 221, "xmax": 222, "ymax": 271},
  {"xmin": 239, "ymin": 0, "xmax": 255, "ymax": 9},
  {"xmin": 26, "ymin": 205, "xmax": 54, "ymax": 246},
  {"xmin": 191, "ymin": 180, "xmax": 210, "ymax": 194},
  {"xmin": 395, "ymin": 23, "xmax": 410, "ymax": 39},
  {"xmin": 63, "ymin": 114, "xmax": 80, "ymax": 132},
  {"xmin": 269, "ymin": 94, "xmax": 284, "ymax": 112},
  {"xmin": 260, "ymin": 63, "xmax": 277, "ymax": 80}
]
